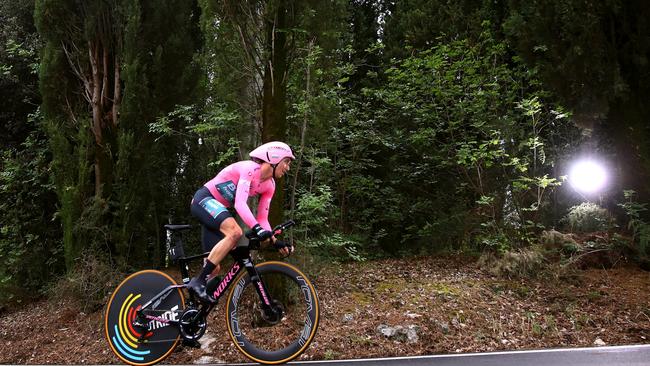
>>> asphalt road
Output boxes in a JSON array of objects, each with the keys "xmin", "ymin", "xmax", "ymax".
[{"xmin": 231, "ymin": 345, "xmax": 650, "ymax": 366}]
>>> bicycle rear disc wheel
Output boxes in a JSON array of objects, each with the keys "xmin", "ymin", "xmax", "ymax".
[
  {"xmin": 226, "ymin": 261, "xmax": 320, "ymax": 364},
  {"xmin": 105, "ymin": 270, "xmax": 184, "ymax": 366}
]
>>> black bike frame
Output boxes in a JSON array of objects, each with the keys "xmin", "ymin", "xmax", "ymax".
[{"xmin": 135, "ymin": 243, "xmax": 275, "ymax": 334}]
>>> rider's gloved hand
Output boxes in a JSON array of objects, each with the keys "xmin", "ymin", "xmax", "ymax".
[
  {"xmin": 252, "ymin": 224, "xmax": 273, "ymax": 241},
  {"xmin": 273, "ymin": 239, "xmax": 294, "ymax": 257}
]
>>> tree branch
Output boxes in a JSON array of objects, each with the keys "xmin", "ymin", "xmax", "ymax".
[
  {"xmin": 61, "ymin": 41, "xmax": 92, "ymax": 104},
  {"xmin": 112, "ymin": 52, "xmax": 121, "ymax": 127}
]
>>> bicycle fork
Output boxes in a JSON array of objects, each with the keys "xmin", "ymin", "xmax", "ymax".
[{"xmin": 241, "ymin": 258, "xmax": 284, "ymax": 324}]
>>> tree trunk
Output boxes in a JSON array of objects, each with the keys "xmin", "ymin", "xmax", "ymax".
[
  {"xmin": 262, "ymin": 0, "xmax": 289, "ymax": 227},
  {"xmin": 289, "ymin": 38, "xmax": 313, "ymax": 243},
  {"xmin": 88, "ymin": 38, "xmax": 118, "ymax": 200}
]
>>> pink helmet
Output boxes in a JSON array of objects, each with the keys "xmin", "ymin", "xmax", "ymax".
[{"xmin": 249, "ymin": 141, "xmax": 295, "ymax": 165}]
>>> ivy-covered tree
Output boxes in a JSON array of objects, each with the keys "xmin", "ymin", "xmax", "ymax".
[
  {"xmin": 115, "ymin": 0, "xmax": 203, "ymax": 266},
  {"xmin": 35, "ymin": 0, "xmax": 203, "ymax": 271},
  {"xmin": 35, "ymin": 0, "xmax": 122, "ymax": 270}
]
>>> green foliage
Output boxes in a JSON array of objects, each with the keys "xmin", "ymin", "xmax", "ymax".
[
  {"xmin": 383, "ymin": 0, "xmax": 500, "ymax": 59},
  {"xmin": 323, "ymin": 25, "xmax": 576, "ymax": 255},
  {"xmin": 0, "ymin": 1, "xmax": 66, "ymax": 308},
  {"xmin": 618, "ymin": 190, "xmax": 650, "ymax": 257},
  {"xmin": 149, "ymin": 103, "xmax": 242, "ymax": 169},
  {"xmin": 292, "ymin": 163, "xmax": 368, "ymax": 262},
  {"xmin": 0, "ymin": 115, "xmax": 63, "ymax": 307},
  {"xmin": 295, "ymin": 185, "xmax": 334, "ymax": 232},
  {"xmin": 475, "ymin": 228, "xmax": 513, "ymax": 255},
  {"xmin": 562, "ymin": 202, "xmax": 614, "ymax": 233},
  {"xmin": 1, "ymin": 0, "xmax": 41, "ymax": 148},
  {"xmin": 503, "ymin": 0, "xmax": 642, "ymax": 109},
  {"xmin": 303, "ymin": 232, "xmax": 366, "ymax": 263}
]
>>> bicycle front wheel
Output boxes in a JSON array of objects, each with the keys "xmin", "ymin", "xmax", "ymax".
[
  {"xmin": 226, "ymin": 261, "xmax": 320, "ymax": 364},
  {"xmin": 104, "ymin": 270, "xmax": 184, "ymax": 366}
]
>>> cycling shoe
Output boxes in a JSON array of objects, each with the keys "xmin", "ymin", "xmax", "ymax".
[
  {"xmin": 187, "ymin": 278, "xmax": 216, "ymax": 304},
  {"xmin": 205, "ymin": 275, "xmax": 223, "ymax": 297}
]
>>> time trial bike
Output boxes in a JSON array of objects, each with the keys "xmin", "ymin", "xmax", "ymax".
[{"xmin": 104, "ymin": 220, "xmax": 320, "ymax": 365}]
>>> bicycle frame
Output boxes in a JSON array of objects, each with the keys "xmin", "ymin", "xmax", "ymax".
[{"xmin": 134, "ymin": 241, "xmax": 276, "ymax": 338}]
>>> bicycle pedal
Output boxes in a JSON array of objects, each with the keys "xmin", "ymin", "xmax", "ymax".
[{"xmin": 182, "ymin": 339, "xmax": 202, "ymax": 348}]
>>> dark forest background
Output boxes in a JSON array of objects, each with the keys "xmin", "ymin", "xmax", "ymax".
[{"xmin": 1, "ymin": 0, "xmax": 649, "ymax": 308}]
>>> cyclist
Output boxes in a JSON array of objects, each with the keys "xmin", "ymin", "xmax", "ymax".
[{"xmin": 187, "ymin": 141, "xmax": 295, "ymax": 303}]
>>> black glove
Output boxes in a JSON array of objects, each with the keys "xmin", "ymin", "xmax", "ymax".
[
  {"xmin": 252, "ymin": 224, "xmax": 272, "ymax": 241},
  {"xmin": 273, "ymin": 239, "xmax": 294, "ymax": 256}
]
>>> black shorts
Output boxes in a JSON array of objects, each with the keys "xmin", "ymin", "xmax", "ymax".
[{"xmin": 190, "ymin": 186, "xmax": 233, "ymax": 252}]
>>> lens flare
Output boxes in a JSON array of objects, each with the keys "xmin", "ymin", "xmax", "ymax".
[{"xmin": 569, "ymin": 160, "xmax": 607, "ymax": 194}]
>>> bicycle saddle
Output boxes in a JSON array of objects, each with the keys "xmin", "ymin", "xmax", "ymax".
[{"xmin": 164, "ymin": 224, "xmax": 192, "ymax": 231}]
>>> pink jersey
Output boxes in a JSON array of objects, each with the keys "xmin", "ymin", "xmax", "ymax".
[{"xmin": 203, "ymin": 160, "xmax": 275, "ymax": 230}]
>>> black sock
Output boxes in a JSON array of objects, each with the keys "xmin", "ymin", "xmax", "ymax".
[{"xmin": 196, "ymin": 260, "xmax": 216, "ymax": 285}]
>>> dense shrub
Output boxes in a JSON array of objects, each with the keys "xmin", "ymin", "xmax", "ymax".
[
  {"xmin": 0, "ymin": 126, "xmax": 64, "ymax": 309},
  {"xmin": 478, "ymin": 246, "xmax": 546, "ymax": 278},
  {"xmin": 562, "ymin": 202, "xmax": 614, "ymax": 233},
  {"xmin": 618, "ymin": 190, "xmax": 650, "ymax": 259},
  {"xmin": 48, "ymin": 250, "xmax": 123, "ymax": 312}
]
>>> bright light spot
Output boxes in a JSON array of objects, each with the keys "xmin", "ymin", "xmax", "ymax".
[{"xmin": 569, "ymin": 160, "xmax": 607, "ymax": 194}]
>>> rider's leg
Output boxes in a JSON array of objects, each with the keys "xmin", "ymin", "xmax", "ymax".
[
  {"xmin": 200, "ymin": 218, "xmax": 243, "ymax": 297},
  {"xmin": 206, "ymin": 217, "xmax": 242, "ymax": 272},
  {"xmin": 192, "ymin": 217, "xmax": 242, "ymax": 287},
  {"xmin": 188, "ymin": 188, "xmax": 238, "ymax": 301}
]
